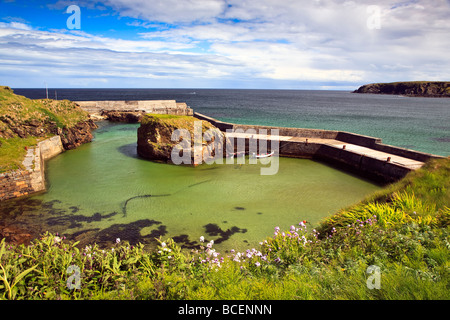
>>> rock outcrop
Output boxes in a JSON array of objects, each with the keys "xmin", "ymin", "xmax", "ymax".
[
  {"xmin": 101, "ymin": 110, "xmax": 145, "ymax": 123},
  {"xmin": 0, "ymin": 86, "xmax": 98, "ymax": 151},
  {"xmin": 353, "ymin": 81, "xmax": 450, "ymax": 97},
  {"xmin": 58, "ymin": 119, "xmax": 98, "ymax": 150},
  {"xmin": 137, "ymin": 114, "xmax": 226, "ymax": 164}
]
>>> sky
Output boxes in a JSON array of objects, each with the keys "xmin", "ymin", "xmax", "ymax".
[{"xmin": 0, "ymin": 0, "xmax": 449, "ymax": 89}]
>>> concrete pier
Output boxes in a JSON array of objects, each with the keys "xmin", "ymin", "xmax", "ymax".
[
  {"xmin": 194, "ymin": 112, "xmax": 443, "ymax": 183},
  {"xmin": 75, "ymin": 100, "xmax": 193, "ymax": 120}
]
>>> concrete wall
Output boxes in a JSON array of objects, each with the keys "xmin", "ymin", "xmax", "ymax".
[
  {"xmin": 195, "ymin": 112, "xmax": 442, "ymax": 183},
  {"xmin": 0, "ymin": 136, "xmax": 64, "ymax": 201},
  {"xmin": 77, "ymin": 100, "xmax": 193, "ymax": 118}
]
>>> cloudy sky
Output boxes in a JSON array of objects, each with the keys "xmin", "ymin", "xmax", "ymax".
[{"xmin": 0, "ymin": 0, "xmax": 449, "ymax": 89}]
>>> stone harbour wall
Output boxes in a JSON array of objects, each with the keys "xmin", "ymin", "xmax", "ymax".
[
  {"xmin": 0, "ymin": 136, "xmax": 64, "ymax": 201},
  {"xmin": 76, "ymin": 100, "xmax": 193, "ymax": 121},
  {"xmin": 194, "ymin": 112, "xmax": 443, "ymax": 183}
]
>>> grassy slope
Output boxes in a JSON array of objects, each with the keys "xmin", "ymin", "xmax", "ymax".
[
  {"xmin": 1, "ymin": 157, "xmax": 448, "ymax": 300},
  {"xmin": 355, "ymin": 81, "xmax": 450, "ymax": 96},
  {"xmin": 0, "ymin": 86, "xmax": 90, "ymax": 172}
]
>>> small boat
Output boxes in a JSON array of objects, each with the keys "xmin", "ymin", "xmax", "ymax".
[
  {"xmin": 227, "ymin": 151, "xmax": 246, "ymax": 158},
  {"xmin": 252, "ymin": 151, "xmax": 275, "ymax": 158}
]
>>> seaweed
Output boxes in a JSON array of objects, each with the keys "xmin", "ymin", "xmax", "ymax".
[{"xmin": 122, "ymin": 194, "xmax": 170, "ymax": 217}]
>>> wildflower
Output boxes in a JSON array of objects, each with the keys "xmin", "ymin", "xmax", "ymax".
[
  {"xmin": 161, "ymin": 242, "xmax": 167, "ymax": 248},
  {"xmin": 200, "ymin": 236, "xmax": 205, "ymax": 242},
  {"xmin": 255, "ymin": 262, "xmax": 261, "ymax": 267},
  {"xmin": 53, "ymin": 236, "xmax": 61, "ymax": 244},
  {"xmin": 116, "ymin": 238, "xmax": 121, "ymax": 244}
]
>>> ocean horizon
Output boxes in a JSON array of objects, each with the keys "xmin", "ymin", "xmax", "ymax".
[{"xmin": 13, "ymin": 88, "xmax": 450, "ymax": 157}]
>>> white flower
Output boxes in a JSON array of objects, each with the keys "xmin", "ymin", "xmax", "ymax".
[
  {"xmin": 161, "ymin": 242, "xmax": 167, "ymax": 248},
  {"xmin": 116, "ymin": 238, "xmax": 120, "ymax": 244},
  {"xmin": 199, "ymin": 236, "xmax": 205, "ymax": 242}
]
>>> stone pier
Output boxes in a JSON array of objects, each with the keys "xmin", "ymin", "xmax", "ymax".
[
  {"xmin": 0, "ymin": 136, "xmax": 64, "ymax": 201},
  {"xmin": 194, "ymin": 112, "xmax": 443, "ymax": 183},
  {"xmin": 75, "ymin": 100, "xmax": 193, "ymax": 121}
]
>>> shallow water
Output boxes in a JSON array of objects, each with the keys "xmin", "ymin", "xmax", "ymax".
[{"xmin": 0, "ymin": 122, "xmax": 380, "ymax": 251}]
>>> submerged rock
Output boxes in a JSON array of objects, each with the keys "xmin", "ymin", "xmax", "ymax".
[{"xmin": 137, "ymin": 114, "xmax": 226, "ymax": 164}]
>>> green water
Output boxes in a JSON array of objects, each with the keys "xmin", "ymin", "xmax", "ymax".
[{"xmin": 3, "ymin": 122, "xmax": 380, "ymax": 251}]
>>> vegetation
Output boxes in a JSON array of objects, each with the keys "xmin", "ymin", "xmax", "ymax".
[
  {"xmin": 0, "ymin": 137, "xmax": 37, "ymax": 173},
  {"xmin": 1, "ymin": 157, "xmax": 448, "ymax": 300},
  {"xmin": 353, "ymin": 81, "xmax": 450, "ymax": 97},
  {"xmin": 0, "ymin": 86, "xmax": 90, "ymax": 172}
]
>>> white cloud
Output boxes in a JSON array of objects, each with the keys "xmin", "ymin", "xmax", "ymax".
[
  {"xmin": 105, "ymin": 0, "xmax": 226, "ymax": 23},
  {"xmin": 0, "ymin": 21, "xmax": 33, "ymax": 30},
  {"xmin": 1, "ymin": 0, "xmax": 449, "ymax": 88}
]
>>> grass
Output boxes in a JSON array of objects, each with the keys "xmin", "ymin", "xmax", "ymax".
[
  {"xmin": 0, "ymin": 86, "xmax": 89, "ymax": 131},
  {"xmin": 0, "ymin": 86, "xmax": 91, "ymax": 173},
  {"xmin": 0, "ymin": 157, "xmax": 449, "ymax": 300},
  {"xmin": 0, "ymin": 137, "xmax": 38, "ymax": 173}
]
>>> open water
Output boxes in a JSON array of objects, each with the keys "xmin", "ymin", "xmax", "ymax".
[{"xmin": 15, "ymin": 88, "xmax": 450, "ymax": 156}]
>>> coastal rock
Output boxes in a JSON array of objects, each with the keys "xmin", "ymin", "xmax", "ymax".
[
  {"xmin": 0, "ymin": 225, "xmax": 33, "ymax": 245},
  {"xmin": 59, "ymin": 119, "xmax": 98, "ymax": 150},
  {"xmin": 0, "ymin": 87, "xmax": 98, "ymax": 150},
  {"xmin": 353, "ymin": 81, "xmax": 450, "ymax": 97},
  {"xmin": 101, "ymin": 110, "xmax": 145, "ymax": 123},
  {"xmin": 137, "ymin": 114, "xmax": 225, "ymax": 164}
]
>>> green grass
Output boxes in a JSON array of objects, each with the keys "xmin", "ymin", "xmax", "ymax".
[
  {"xmin": 0, "ymin": 137, "xmax": 38, "ymax": 173},
  {"xmin": 0, "ymin": 86, "xmax": 91, "ymax": 173},
  {"xmin": 0, "ymin": 86, "xmax": 89, "ymax": 130},
  {"xmin": 0, "ymin": 156, "xmax": 449, "ymax": 300}
]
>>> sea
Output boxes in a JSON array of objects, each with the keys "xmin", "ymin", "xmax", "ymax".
[{"xmin": 13, "ymin": 88, "xmax": 450, "ymax": 156}]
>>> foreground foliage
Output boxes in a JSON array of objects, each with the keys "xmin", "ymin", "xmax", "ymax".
[{"xmin": 1, "ymin": 158, "xmax": 449, "ymax": 300}]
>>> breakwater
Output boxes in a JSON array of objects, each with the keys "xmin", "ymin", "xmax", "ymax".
[
  {"xmin": 75, "ymin": 100, "xmax": 193, "ymax": 121},
  {"xmin": 194, "ymin": 112, "xmax": 443, "ymax": 183}
]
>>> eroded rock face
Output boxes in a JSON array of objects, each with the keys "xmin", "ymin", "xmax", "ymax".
[
  {"xmin": 137, "ymin": 114, "xmax": 226, "ymax": 164},
  {"xmin": 353, "ymin": 81, "xmax": 450, "ymax": 97},
  {"xmin": 58, "ymin": 119, "xmax": 98, "ymax": 150},
  {"xmin": 101, "ymin": 110, "xmax": 145, "ymax": 123}
]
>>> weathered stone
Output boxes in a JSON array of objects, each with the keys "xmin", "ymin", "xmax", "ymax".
[
  {"xmin": 137, "ymin": 114, "xmax": 225, "ymax": 164},
  {"xmin": 353, "ymin": 81, "xmax": 450, "ymax": 97}
]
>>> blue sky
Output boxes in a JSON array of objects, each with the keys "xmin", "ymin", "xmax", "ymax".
[{"xmin": 0, "ymin": 0, "xmax": 449, "ymax": 89}]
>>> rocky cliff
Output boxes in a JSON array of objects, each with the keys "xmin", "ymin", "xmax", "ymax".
[
  {"xmin": 137, "ymin": 114, "xmax": 225, "ymax": 164},
  {"xmin": 0, "ymin": 86, "xmax": 97, "ymax": 150},
  {"xmin": 353, "ymin": 81, "xmax": 450, "ymax": 97}
]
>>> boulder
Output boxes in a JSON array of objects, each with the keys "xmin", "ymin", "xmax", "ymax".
[{"xmin": 137, "ymin": 114, "xmax": 226, "ymax": 165}]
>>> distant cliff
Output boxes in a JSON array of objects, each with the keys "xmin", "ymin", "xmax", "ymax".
[{"xmin": 353, "ymin": 81, "xmax": 450, "ymax": 98}]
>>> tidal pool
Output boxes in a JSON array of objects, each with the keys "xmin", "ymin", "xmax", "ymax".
[{"xmin": 0, "ymin": 122, "xmax": 380, "ymax": 251}]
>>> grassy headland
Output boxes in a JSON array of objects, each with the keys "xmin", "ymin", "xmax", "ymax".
[
  {"xmin": 353, "ymin": 81, "xmax": 450, "ymax": 97},
  {"xmin": 0, "ymin": 86, "xmax": 93, "ymax": 172},
  {"xmin": 0, "ymin": 157, "xmax": 448, "ymax": 300}
]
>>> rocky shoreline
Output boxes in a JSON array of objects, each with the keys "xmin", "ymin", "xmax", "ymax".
[{"xmin": 353, "ymin": 81, "xmax": 450, "ymax": 98}]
